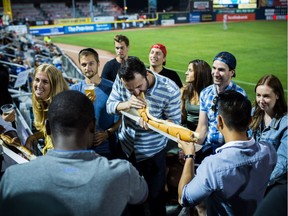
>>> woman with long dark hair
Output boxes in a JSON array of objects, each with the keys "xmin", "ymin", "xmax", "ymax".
[{"xmin": 181, "ymin": 59, "xmax": 213, "ymax": 131}]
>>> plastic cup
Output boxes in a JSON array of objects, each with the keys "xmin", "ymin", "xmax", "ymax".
[
  {"xmin": 84, "ymin": 84, "xmax": 95, "ymax": 98},
  {"xmin": 1, "ymin": 104, "xmax": 14, "ymax": 114}
]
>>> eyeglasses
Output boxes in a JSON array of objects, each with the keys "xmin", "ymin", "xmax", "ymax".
[{"xmin": 211, "ymin": 96, "xmax": 219, "ymax": 112}]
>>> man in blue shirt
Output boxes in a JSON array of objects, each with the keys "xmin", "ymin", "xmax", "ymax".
[
  {"xmin": 177, "ymin": 90, "xmax": 277, "ymax": 216},
  {"xmin": 107, "ymin": 56, "xmax": 181, "ymax": 216},
  {"xmin": 71, "ymin": 48, "xmax": 120, "ymax": 159},
  {"xmin": 195, "ymin": 51, "xmax": 247, "ymax": 162}
]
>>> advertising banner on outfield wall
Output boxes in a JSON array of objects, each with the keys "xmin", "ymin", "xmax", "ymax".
[
  {"xmin": 29, "ymin": 24, "xmax": 111, "ymax": 36},
  {"xmin": 64, "ymin": 24, "xmax": 111, "ymax": 34},
  {"xmin": 189, "ymin": 12, "xmax": 215, "ymax": 22},
  {"xmin": 158, "ymin": 13, "xmax": 175, "ymax": 25},
  {"xmin": 54, "ymin": 18, "xmax": 91, "ymax": 25},
  {"xmin": 255, "ymin": 6, "xmax": 287, "ymax": 20},
  {"xmin": 200, "ymin": 12, "xmax": 215, "ymax": 22},
  {"xmin": 216, "ymin": 13, "xmax": 255, "ymax": 21},
  {"xmin": 175, "ymin": 13, "xmax": 190, "ymax": 24},
  {"xmin": 190, "ymin": 12, "xmax": 201, "ymax": 22}
]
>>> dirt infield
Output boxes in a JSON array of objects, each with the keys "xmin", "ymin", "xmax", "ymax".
[{"xmin": 55, "ymin": 43, "xmax": 115, "ymax": 77}]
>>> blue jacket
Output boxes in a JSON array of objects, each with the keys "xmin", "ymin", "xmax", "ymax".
[{"xmin": 253, "ymin": 114, "xmax": 287, "ymax": 185}]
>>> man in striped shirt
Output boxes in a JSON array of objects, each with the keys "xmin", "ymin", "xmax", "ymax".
[{"xmin": 106, "ymin": 56, "xmax": 181, "ymax": 216}]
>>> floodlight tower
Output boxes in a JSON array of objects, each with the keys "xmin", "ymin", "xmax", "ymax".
[
  {"xmin": 72, "ymin": 0, "xmax": 76, "ymax": 18},
  {"xmin": 124, "ymin": 0, "xmax": 127, "ymax": 14},
  {"xmin": 90, "ymin": 0, "xmax": 94, "ymax": 21}
]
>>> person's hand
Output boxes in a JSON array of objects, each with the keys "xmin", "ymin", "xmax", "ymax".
[
  {"xmin": 139, "ymin": 117, "xmax": 149, "ymax": 130},
  {"xmin": 2, "ymin": 110, "xmax": 16, "ymax": 122},
  {"xmin": 92, "ymin": 131, "xmax": 108, "ymax": 147},
  {"xmin": 25, "ymin": 134, "xmax": 38, "ymax": 151},
  {"xmin": 177, "ymin": 134, "xmax": 196, "ymax": 156},
  {"xmin": 86, "ymin": 92, "xmax": 96, "ymax": 102},
  {"xmin": 128, "ymin": 95, "xmax": 146, "ymax": 109}
]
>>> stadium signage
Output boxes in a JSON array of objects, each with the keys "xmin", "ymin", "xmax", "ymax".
[
  {"xmin": 201, "ymin": 13, "xmax": 214, "ymax": 22},
  {"xmin": 29, "ymin": 26, "xmax": 64, "ymax": 35},
  {"xmin": 216, "ymin": 13, "xmax": 255, "ymax": 21},
  {"xmin": 190, "ymin": 0, "xmax": 213, "ymax": 12},
  {"xmin": 255, "ymin": 6, "xmax": 287, "ymax": 20},
  {"xmin": 64, "ymin": 24, "xmax": 111, "ymax": 34},
  {"xmin": 66, "ymin": 25, "xmax": 95, "ymax": 33},
  {"xmin": 161, "ymin": 19, "xmax": 175, "ymax": 25},
  {"xmin": 29, "ymin": 23, "xmax": 111, "ymax": 36},
  {"xmin": 190, "ymin": 12, "xmax": 201, "ymax": 22},
  {"xmin": 175, "ymin": 13, "xmax": 189, "ymax": 23}
]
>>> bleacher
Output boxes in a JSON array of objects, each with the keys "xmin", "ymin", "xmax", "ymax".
[
  {"xmin": 76, "ymin": 1, "xmax": 122, "ymax": 17},
  {"xmin": 3, "ymin": 1, "xmax": 123, "ymax": 22},
  {"xmin": 11, "ymin": 3, "xmax": 44, "ymax": 22},
  {"xmin": 39, "ymin": 2, "xmax": 72, "ymax": 20}
]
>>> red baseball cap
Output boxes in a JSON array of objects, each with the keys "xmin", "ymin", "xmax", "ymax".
[{"xmin": 150, "ymin": 43, "xmax": 167, "ymax": 57}]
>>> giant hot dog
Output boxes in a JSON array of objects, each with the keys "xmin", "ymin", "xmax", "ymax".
[
  {"xmin": 137, "ymin": 93, "xmax": 199, "ymax": 142},
  {"xmin": 0, "ymin": 134, "xmax": 37, "ymax": 161}
]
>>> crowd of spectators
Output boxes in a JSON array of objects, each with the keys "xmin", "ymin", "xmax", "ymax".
[{"xmin": 0, "ymin": 31, "xmax": 286, "ymax": 216}]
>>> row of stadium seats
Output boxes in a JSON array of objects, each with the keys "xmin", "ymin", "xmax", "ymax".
[{"xmin": 0, "ymin": 1, "xmax": 122, "ymax": 22}]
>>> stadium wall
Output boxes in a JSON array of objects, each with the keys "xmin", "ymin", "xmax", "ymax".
[{"xmin": 6, "ymin": 6, "xmax": 286, "ymax": 36}]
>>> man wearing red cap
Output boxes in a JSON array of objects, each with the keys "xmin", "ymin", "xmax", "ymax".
[{"xmin": 148, "ymin": 43, "xmax": 183, "ymax": 88}]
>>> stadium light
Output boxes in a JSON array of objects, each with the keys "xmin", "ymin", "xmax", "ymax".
[
  {"xmin": 72, "ymin": 0, "xmax": 76, "ymax": 18},
  {"xmin": 124, "ymin": 0, "xmax": 127, "ymax": 14}
]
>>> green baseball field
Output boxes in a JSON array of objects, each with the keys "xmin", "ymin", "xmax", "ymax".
[{"xmin": 52, "ymin": 20, "xmax": 287, "ymax": 101}]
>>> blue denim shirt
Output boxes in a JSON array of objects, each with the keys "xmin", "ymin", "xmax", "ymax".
[
  {"xmin": 200, "ymin": 82, "xmax": 247, "ymax": 150},
  {"xmin": 181, "ymin": 138, "xmax": 277, "ymax": 215},
  {"xmin": 253, "ymin": 114, "xmax": 287, "ymax": 185}
]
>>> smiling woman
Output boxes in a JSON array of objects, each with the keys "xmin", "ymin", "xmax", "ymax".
[
  {"xmin": 250, "ymin": 74, "xmax": 287, "ymax": 188},
  {"xmin": 25, "ymin": 64, "xmax": 69, "ymax": 155},
  {"xmin": 33, "ymin": 71, "xmax": 51, "ymax": 100}
]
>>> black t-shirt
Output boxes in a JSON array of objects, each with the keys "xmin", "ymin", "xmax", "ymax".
[
  {"xmin": 101, "ymin": 58, "xmax": 121, "ymax": 82},
  {"xmin": 157, "ymin": 67, "xmax": 183, "ymax": 88}
]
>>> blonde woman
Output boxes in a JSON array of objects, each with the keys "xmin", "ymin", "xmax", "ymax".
[{"xmin": 25, "ymin": 64, "xmax": 69, "ymax": 154}]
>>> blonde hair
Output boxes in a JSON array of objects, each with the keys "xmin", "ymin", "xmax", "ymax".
[{"xmin": 32, "ymin": 63, "xmax": 69, "ymax": 153}]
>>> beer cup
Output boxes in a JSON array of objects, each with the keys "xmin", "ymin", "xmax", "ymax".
[{"xmin": 84, "ymin": 84, "xmax": 96, "ymax": 100}]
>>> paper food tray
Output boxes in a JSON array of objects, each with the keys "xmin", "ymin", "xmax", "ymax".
[
  {"xmin": 121, "ymin": 109, "xmax": 202, "ymax": 152},
  {"xmin": 0, "ymin": 140, "xmax": 29, "ymax": 164}
]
